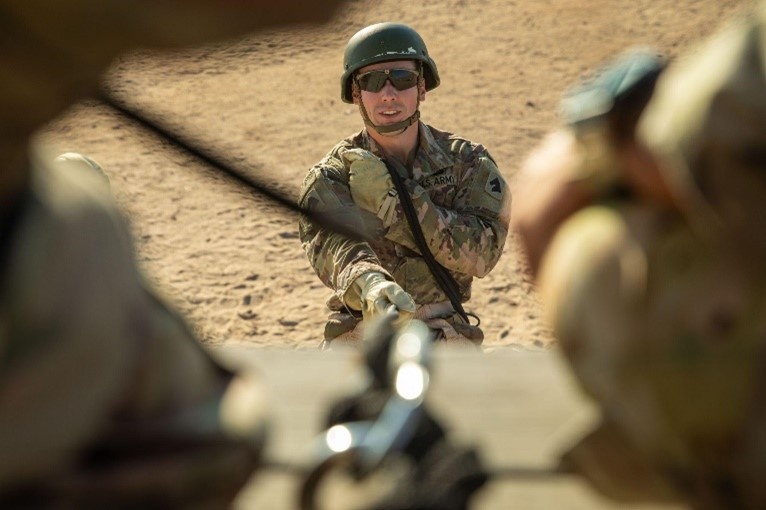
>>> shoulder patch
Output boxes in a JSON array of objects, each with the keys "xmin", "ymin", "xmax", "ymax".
[
  {"xmin": 468, "ymin": 156, "xmax": 507, "ymax": 212},
  {"xmin": 485, "ymin": 174, "xmax": 504, "ymax": 200}
]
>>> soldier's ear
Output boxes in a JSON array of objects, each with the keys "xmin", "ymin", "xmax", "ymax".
[{"xmin": 418, "ymin": 77, "xmax": 426, "ymax": 101}]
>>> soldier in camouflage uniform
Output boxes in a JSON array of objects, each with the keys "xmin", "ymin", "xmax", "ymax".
[
  {"xmin": 514, "ymin": 3, "xmax": 766, "ymax": 508},
  {"xmin": 0, "ymin": 0, "xmax": 345, "ymax": 506},
  {"xmin": 298, "ymin": 22, "xmax": 511, "ymax": 347}
]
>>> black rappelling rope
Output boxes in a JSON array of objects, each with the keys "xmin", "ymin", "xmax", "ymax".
[
  {"xmin": 385, "ymin": 158, "xmax": 472, "ymax": 325},
  {"xmin": 96, "ymin": 87, "xmax": 369, "ymax": 244}
]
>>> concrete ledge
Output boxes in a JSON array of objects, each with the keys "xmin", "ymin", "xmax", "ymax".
[{"xmin": 212, "ymin": 346, "xmax": 681, "ymax": 510}]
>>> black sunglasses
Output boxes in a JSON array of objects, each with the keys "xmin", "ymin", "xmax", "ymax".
[{"xmin": 355, "ymin": 68, "xmax": 420, "ymax": 93}]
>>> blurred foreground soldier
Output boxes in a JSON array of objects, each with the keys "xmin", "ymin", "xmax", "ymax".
[
  {"xmin": 1, "ymin": 150, "xmax": 269, "ymax": 507},
  {"xmin": 298, "ymin": 23, "xmax": 511, "ymax": 348},
  {"xmin": 0, "ymin": 0, "xmax": 346, "ymax": 507},
  {"xmin": 514, "ymin": 3, "xmax": 766, "ymax": 508}
]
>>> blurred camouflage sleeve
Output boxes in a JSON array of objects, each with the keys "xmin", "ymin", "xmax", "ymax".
[
  {"xmin": 298, "ymin": 149, "xmax": 393, "ymax": 305},
  {"xmin": 384, "ymin": 144, "xmax": 511, "ymax": 278},
  {"xmin": 0, "ymin": 150, "xmax": 262, "ymax": 501},
  {"xmin": 637, "ymin": 0, "xmax": 766, "ymax": 257}
]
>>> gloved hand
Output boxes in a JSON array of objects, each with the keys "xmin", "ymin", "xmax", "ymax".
[
  {"xmin": 348, "ymin": 272, "xmax": 416, "ymax": 325},
  {"xmin": 343, "ymin": 149, "xmax": 398, "ymax": 223}
]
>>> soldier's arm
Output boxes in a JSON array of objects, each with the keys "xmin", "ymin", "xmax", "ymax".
[
  {"xmin": 514, "ymin": 50, "xmax": 677, "ymax": 276},
  {"xmin": 512, "ymin": 131, "xmax": 596, "ymax": 276},
  {"xmin": 383, "ymin": 148, "xmax": 510, "ymax": 278},
  {"xmin": 298, "ymin": 158, "xmax": 391, "ymax": 303}
]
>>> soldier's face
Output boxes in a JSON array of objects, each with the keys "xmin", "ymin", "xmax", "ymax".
[{"xmin": 355, "ymin": 60, "xmax": 424, "ymax": 128}]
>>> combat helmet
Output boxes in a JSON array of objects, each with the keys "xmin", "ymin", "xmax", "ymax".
[{"xmin": 341, "ymin": 22, "xmax": 440, "ymax": 104}]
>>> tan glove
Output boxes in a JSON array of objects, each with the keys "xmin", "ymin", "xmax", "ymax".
[
  {"xmin": 343, "ymin": 149, "xmax": 398, "ymax": 222},
  {"xmin": 347, "ymin": 271, "xmax": 416, "ymax": 325}
]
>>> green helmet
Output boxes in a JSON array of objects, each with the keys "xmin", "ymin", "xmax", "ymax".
[{"xmin": 341, "ymin": 22, "xmax": 440, "ymax": 104}]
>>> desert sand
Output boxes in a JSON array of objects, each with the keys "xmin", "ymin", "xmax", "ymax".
[{"xmin": 42, "ymin": 0, "xmax": 748, "ymax": 350}]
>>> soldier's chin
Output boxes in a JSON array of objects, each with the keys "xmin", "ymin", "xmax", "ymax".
[{"xmin": 377, "ymin": 114, "xmax": 403, "ymax": 125}]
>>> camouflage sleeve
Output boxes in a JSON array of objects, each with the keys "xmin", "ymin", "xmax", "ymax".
[
  {"xmin": 384, "ymin": 145, "xmax": 511, "ymax": 278},
  {"xmin": 298, "ymin": 151, "xmax": 392, "ymax": 304},
  {"xmin": 0, "ymin": 154, "xmax": 259, "ymax": 496},
  {"xmin": 638, "ymin": 0, "xmax": 766, "ymax": 244}
]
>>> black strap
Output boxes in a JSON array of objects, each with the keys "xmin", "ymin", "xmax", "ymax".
[{"xmin": 383, "ymin": 158, "xmax": 472, "ymax": 324}]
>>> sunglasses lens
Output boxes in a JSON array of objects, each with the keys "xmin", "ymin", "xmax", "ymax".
[
  {"xmin": 389, "ymin": 69, "xmax": 419, "ymax": 89},
  {"xmin": 357, "ymin": 69, "xmax": 419, "ymax": 92},
  {"xmin": 357, "ymin": 71, "xmax": 388, "ymax": 92}
]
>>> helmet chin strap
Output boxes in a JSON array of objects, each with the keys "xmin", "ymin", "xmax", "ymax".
[
  {"xmin": 363, "ymin": 108, "xmax": 420, "ymax": 136},
  {"xmin": 358, "ymin": 94, "xmax": 421, "ymax": 136}
]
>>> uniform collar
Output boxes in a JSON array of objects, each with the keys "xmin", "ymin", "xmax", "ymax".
[{"xmin": 361, "ymin": 123, "xmax": 454, "ymax": 176}]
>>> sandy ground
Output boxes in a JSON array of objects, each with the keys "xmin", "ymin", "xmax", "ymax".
[{"xmin": 41, "ymin": 0, "xmax": 748, "ymax": 350}]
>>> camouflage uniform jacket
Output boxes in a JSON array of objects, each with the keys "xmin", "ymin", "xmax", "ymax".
[{"xmin": 298, "ymin": 122, "xmax": 511, "ymax": 317}]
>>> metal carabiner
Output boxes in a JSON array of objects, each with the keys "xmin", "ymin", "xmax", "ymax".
[{"xmin": 298, "ymin": 318, "xmax": 433, "ymax": 510}]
